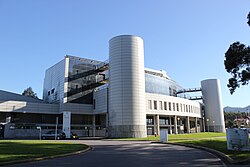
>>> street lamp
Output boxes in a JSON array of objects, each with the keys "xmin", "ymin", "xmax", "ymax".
[
  {"xmin": 206, "ymin": 118, "xmax": 209, "ymax": 133},
  {"xmin": 212, "ymin": 120, "xmax": 215, "ymax": 132},
  {"xmin": 55, "ymin": 117, "xmax": 58, "ymax": 140},
  {"xmin": 202, "ymin": 117, "xmax": 205, "ymax": 132},
  {"xmin": 177, "ymin": 117, "xmax": 180, "ymax": 134},
  {"xmin": 37, "ymin": 126, "xmax": 41, "ymax": 140}
]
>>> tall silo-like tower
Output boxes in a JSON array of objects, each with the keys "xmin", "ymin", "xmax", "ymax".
[
  {"xmin": 108, "ymin": 35, "xmax": 147, "ymax": 138},
  {"xmin": 201, "ymin": 79, "xmax": 225, "ymax": 132}
]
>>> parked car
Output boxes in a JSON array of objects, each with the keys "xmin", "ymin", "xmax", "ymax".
[
  {"xmin": 42, "ymin": 130, "xmax": 66, "ymax": 140},
  {"xmin": 71, "ymin": 132, "xmax": 78, "ymax": 139}
]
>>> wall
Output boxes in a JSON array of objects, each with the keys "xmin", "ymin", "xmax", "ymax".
[
  {"xmin": 146, "ymin": 93, "xmax": 202, "ymax": 118},
  {"xmin": 43, "ymin": 58, "xmax": 66, "ymax": 104}
]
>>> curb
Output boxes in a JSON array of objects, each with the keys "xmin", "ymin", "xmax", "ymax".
[
  {"xmin": 165, "ymin": 142, "xmax": 250, "ymax": 165},
  {"xmin": 0, "ymin": 146, "xmax": 92, "ymax": 166}
]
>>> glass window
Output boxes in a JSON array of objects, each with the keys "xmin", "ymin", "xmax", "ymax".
[
  {"xmin": 173, "ymin": 103, "xmax": 175, "ymax": 111},
  {"xmin": 147, "ymin": 117, "xmax": 154, "ymax": 125},
  {"xmin": 160, "ymin": 118, "xmax": 169, "ymax": 125},
  {"xmin": 145, "ymin": 73, "xmax": 183, "ymax": 96},
  {"xmin": 176, "ymin": 103, "xmax": 179, "ymax": 111},
  {"xmin": 164, "ymin": 101, "xmax": 167, "ymax": 110},
  {"xmin": 180, "ymin": 103, "xmax": 182, "ymax": 112},
  {"xmin": 169, "ymin": 102, "xmax": 171, "ymax": 111},
  {"xmin": 154, "ymin": 100, "xmax": 157, "ymax": 110}
]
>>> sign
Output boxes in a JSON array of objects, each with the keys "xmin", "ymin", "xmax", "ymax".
[
  {"xmin": 160, "ymin": 129, "xmax": 168, "ymax": 142},
  {"xmin": 226, "ymin": 128, "xmax": 250, "ymax": 151},
  {"xmin": 63, "ymin": 112, "xmax": 71, "ymax": 138}
]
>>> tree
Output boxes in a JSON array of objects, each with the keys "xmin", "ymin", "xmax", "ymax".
[
  {"xmin": 248, "ymin": 12, "xmax": 250, "ymax": 26},
  {"xmin": 22, "ymin": 87, "xmax": 38, "ymax": 99},
  {"xmin": 224, "ymin": 12, "xmax": 250, "ymax": 94}
]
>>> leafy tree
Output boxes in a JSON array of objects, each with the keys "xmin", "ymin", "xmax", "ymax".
[
  {"xmin": 248, "ymin": 12, "xmax": 250, "ymax": 26},
  {"xmin": 224, "ymin": 12, "xmax": 250, "ymax": 94},
  {"xmin": 22, "ymin": 87, "xmax": 38, "ymax": 99}
]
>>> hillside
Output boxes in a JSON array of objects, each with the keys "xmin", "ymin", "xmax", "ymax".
[{"xmin": 224, "ymin": 105, "xmax": 250, "ymax": 112}]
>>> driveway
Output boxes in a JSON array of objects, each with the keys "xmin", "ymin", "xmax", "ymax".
[{"xmin": 5, "ymin": 140, "xmax": 226, "ymax": 167}]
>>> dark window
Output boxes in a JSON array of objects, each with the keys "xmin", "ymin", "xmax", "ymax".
[
  {"xmin": 164, "ymin": 101, "xmax": 167, "ymax": 110},
  {"xmin": 93, "ymin": 99, "xmax": 96, "ymax": 110},
  {"xmin": 51, "ymin": 88, "xmax": 55, "ymax": 94},
  {"xmin": 48, "ymin": 91, "xmax": 50, "ymax": 96},
  {"xmin": 153, "ymin": 100, "xmax": 157, "ymax": 110},
  {"xmin": 146, "ymin": 117, "xmax": 154, "ymax": 125}
]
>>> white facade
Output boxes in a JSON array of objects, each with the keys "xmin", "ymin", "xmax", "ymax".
[
  {"xmin": 146, "ymin": 93, "xmax": 201, "ymax": 118},
  {"xmin": 201, "ymin": 79, "xmax": 225, "ymax": 132},
  {"xmin": 109, "ymin": 35, "xmax": 147, "ymax": 138}
]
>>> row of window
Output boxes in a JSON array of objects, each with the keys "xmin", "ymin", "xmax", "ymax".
[
  {"xmin": 48, "ymin": 88, "xmax": 55, "ymax": 96},
  {"xmin": 148, "ymin": 100, "xmax": 200, "ymax": 114}
]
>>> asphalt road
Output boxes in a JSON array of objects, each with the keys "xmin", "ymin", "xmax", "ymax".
[{"xmin": 6, "ymin": 140, "xmax": 226, "ymax": 167}]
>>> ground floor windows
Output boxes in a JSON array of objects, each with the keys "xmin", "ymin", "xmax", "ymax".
[
  {"xmin": 159, "ymin": 118, "xmax": 169, "ymax": 125},
  {"xmin": 146, "ymin": 116, "xmax": 154, "ymax": 125}
]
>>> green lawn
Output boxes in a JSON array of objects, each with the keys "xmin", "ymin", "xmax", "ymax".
[
  {"xmin": 171, "ymin": 138, "xmax": 250, "ymax": 161},
  {"xmin": 115, "ymin": 132, "xmax": 226, "ymax": 141},
  {"xmin": 115, "ymin": 132, "xmax": 250, "ymax": 161},
  {"xmin": 0, "ymin": 140, "xmax": 88, "ymax": 164}
]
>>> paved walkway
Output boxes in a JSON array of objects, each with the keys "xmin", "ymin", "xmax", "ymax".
[{"xmin": 6, "ymin": 140, "xmax": 226, "ymax": 167}]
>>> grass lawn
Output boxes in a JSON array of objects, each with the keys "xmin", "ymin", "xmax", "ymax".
[
  {"xmin": 0, "ymin": 140, "xmax": 88, "ymax": 164},
  {"xmin": 115, "ymin": 132, "xmax": 250, "ymax": 161},
  {"xmin": 171, "ymin": 138, "xmax": 250, "ymax": 161}
]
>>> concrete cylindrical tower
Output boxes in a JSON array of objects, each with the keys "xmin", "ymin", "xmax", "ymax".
[
  {"xmin": 108, "ymin": 35, "xmax": 147, "ymax": 138},
  {"xmin": 201, "ymin": 79, "xmax": 225, "ymax": 132}
]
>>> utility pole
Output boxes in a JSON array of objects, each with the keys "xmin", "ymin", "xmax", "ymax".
[{"xmin": 55, "ymin": 117, "xmax": 58, "ymax": 140}]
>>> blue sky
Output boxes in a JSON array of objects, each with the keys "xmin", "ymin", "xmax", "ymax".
[{"xmin": 0, "ymin": 0, "xmax": 250, "ymax": 107}]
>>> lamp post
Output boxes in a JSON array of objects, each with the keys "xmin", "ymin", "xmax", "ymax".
[
  {"xmin": 177, "ymin": 117, "xmax": 180, "ymax": 134},
  {"xmin": 206, "ymin": 118, "xmax": 209, "ymax": 133},
  {"xmin": 212, "ymin": 120, "xmax": 215, "ymax": 132},
  {"xmin": 55, "ymin": 117, "xmax": 58, "ymax": 140},
  {"xmin": 202, "ymin": 117, "xmax": 205, "ymax": 132},
  {"xmin": 37, "ymin": 126, "xmax": 41, "ymax": 140}
]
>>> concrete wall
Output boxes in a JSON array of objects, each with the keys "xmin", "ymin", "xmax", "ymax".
[
  {"xmin": 43, "ymin": 58, "xmax": 66, "ymax": 104},
  {"xmin": 0, "ymin": 100, "xmax": 59, "ymax": 114},
  {"xmin": 93, "ymin": 87, "xmax": 108, "ymax": 114},
  {"xmin": 201, "ymin": 79, "xmax": 225, "ymax": 132},
  {"xmin": 109, "ymin": 35, "xmax": 147, "ymax": 138},
  {"xmin": 146, "ymin": 93, "xmax": 202, "ymax": 118},
  {"xmin": 63, "ymin": 103, "xmax": 93, "ymax": 114}
]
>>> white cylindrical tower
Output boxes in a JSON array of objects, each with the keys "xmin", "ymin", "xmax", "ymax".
[
  {"xmin": 201, "ymin": 79, "xmax": 225, "ymax": 132},
  {"xmin": 108, "ymin": 35, "xmax": 147, "ymax": 138}
]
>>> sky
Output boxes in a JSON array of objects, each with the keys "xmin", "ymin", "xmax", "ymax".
[{"xmin": 0, "ymin": 0, "xmax": 250, "ymax": 107}]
